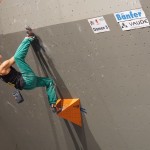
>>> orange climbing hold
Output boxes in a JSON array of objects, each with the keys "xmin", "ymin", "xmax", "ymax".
[{"xmin": 56, "ymin": 98, "xmax": 82, "ymax": 127}]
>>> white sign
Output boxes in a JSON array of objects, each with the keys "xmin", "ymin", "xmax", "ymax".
[
  {"xmin": 114, "ymin": 8, "xmax": 150, "ymax": 31},
  {"xmin": 119, "ymin": 17, "xmax": 150, "ymax": 31},
  {"xmin": 114, "ymin": 8, "xmax": 146, "ymax": 22},
  {"xmin": 88, "ymin": 17, "xmax": 110, "ymax": 33}
]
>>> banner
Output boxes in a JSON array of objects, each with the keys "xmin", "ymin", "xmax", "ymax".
[{"xmin": 114, "ymin": 8, "xmax": 149, "ymax": 31}]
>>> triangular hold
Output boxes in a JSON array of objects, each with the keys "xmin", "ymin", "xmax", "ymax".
[{"xmin": 56, "ymin": 98, "xmax": 82, "ymax": 127}]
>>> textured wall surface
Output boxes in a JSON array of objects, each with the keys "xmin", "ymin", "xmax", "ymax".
[
  {"xmin": 0, "ymin": 4, "xmax": 2, "ymax": 34},
  {"xmin": 0, "ymin": 35, "xmax": 15, "ymax": 150},
  {"xmin": 0, "ymin": 0, "xmax": 141, "ymax": 34},
  {"xmin": 1, "ymin": 0, "xmax": 150, "ymax": 150}
]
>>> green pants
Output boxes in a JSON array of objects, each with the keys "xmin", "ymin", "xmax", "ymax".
[{"xmin": 14, "ymin": 37, "xmax": 57, "ymax": 104}]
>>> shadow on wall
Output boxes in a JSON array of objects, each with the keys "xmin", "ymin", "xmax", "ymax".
[{"xmin": 31, "ymin": 35, "xmax": 101, "ymax": 150}]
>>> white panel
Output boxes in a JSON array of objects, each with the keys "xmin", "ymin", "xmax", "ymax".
[{"xmin": 0, "ymin": 0, "xmax": 141, "ymax": 34}]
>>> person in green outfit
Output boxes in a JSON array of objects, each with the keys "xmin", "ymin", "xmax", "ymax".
[{"xmin": 0, "ymin": 27, "xmax": 58, "ymax": 110}]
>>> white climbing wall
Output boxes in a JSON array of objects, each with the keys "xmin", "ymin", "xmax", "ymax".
[{"xmin": 0, "ymin": 0, "xmax": 141, "ymax": 34}]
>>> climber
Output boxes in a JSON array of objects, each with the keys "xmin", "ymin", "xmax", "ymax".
[{"xmin": 0, "ymin": 27, "xmax": 58, "ymax": 111}]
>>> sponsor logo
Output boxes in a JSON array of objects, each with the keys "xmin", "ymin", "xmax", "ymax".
[
  {"xmin": 114, "ymin": 8, "xmax": 146, "ymax": 22},
  {"xmin": 114, "ymin": 8, "xmax": 149, "ymax": 31},
  {"xmin": 119, "ymin": 18, "xmax": 150, "ymax": 31}
]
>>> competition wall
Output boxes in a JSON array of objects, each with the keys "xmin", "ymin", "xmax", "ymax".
[{"xmin": 1, "ymin": 0, "xmax": 150, "ymax": 150}]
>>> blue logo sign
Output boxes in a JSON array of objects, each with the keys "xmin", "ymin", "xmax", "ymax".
[{"xmin": 114, "ymin": 8, "xmax": 146, "ymax": 22}]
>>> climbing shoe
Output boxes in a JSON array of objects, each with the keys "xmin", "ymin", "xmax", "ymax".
[{"xmin": 25, "ymin": 25, "xmax": 35, "ymax": 37}]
